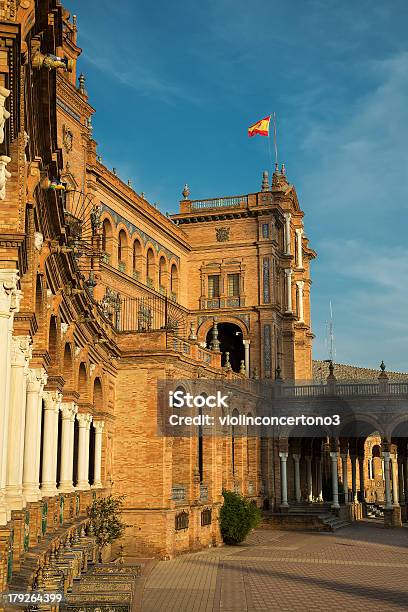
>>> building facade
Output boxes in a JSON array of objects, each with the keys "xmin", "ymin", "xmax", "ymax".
[{"xmin": 0, "ymin": 1, "xmax": 407, "ymax": 603}]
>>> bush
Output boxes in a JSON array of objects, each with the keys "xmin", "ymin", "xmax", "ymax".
[
  {"xmin": 219, "ymin": 490, "xmax": 262, "ymax": 545},
  {"xmin": 88, "ymin": 495, "xmax": 128, "ymax": 561}
]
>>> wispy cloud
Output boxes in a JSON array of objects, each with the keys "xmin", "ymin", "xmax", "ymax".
[
  {"xmin": 81, "ymin": 51, "xmax": 201, "ymax": 105},
  {"xmin": 300, "ymin": 50, "xmax": 408, "ymax": 370}
]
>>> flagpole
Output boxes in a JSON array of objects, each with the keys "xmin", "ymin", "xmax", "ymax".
[
  {"xmin": 273, "ymin": 112, "xmax": 278, "ymax": 169},
  {"xmin": 267, "ymin": 124, "xmax": 273, "ymax": 176}
]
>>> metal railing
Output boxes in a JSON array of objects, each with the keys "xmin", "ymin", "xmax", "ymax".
[
  {"xmin": 199, "ymin": 484, "xmax": 208, "ymax": 501},
  {"xmin": 116, "ymin": 294, "xmax": 187, "ymax": 337},
  {"xmin": 172, "ymin": 485, "xmax": 186, "ymax": 502},
  {"xmin": 279, "ymin": 380, "xmax": 408, "ymax": 398},
  {"xmin": 190, "ymin": 195, "xmax": 248, "ymax": 210}
]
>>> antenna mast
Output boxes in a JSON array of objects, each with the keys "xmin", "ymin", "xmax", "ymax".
[{"xmin": 327, "ymin": 300, "xmax": 335, "ymax": 362}]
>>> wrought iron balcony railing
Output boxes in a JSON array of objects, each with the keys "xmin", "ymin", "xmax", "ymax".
[
  {"xmin": 172, "ymin": 485, "xmax": 186, "ymax": 502},
  {"xmin": 199, "ymin": 484, "xmax": 208, "ymax": 501}
]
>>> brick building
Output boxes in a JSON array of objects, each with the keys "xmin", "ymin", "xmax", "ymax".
[{"xmin": 0, "ymin": 1, "xmax": 407, "ymax": 603}]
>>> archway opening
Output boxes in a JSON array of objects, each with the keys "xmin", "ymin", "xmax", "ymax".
[
  {"xmin": 102, "ymin": 218, "xmax": 112, "ymax": 256},
  {"xmin": 206, "ymin": 322, "xmax": 245, "ymax": 373},
  {"xmin": 93, "ymin": 377, "xmax": 103, "ymax": 411},
  {"xmin": 170, "ymin": 263, "xmax": 178, "ymax": 300},
  {"xmin": 63, "ymin": 343, "xmax": 73, "ymax": 387},
  {"xmin": 159, "ymin": 256, "xmax": 168, "ymax": 293},
  {"xmin": 146, "ymin": 248, "xmax": 155, "ymax": 287},
  {"xmin": 118, "ymin": 229, "xmax": 128, "ymax": 270}
]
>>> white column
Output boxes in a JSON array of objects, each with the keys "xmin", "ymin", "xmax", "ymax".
[
  {"xmin": 316, "ymin": 458, "xmax": 323, "ymax": 501},
  {"xmin": 351, "ymin": 456, "xmax": 358, "ymax": 502},
  {"xmin": 295, "ymin": 228, "xmax": 303, "ymax": 268},
  {"xmin": 341, "ymin": 453, "xmax": 349, "ymax": 503},
  {"xmin": 284, "ymin": 212, "xmax": 291, "ymax": 255},
  {"xmin": 398, "ymin": 459, "xmax": 405, "ymax": 504},
  {"xmin": 383, "ymin": 452, "xmax": 392, "ymax": 510},
  {"xmin": 93, "ymin": 420, "xmax": 105, "ymax": 488},
  {"xmin": 292, "ymin": 454, "xmax": 301, "ymax": 502},
  {"xmin": 23, "ymin": 368, "xmax": 47, "ymax": 502},
  {"xmin": 358, "ymin": 455, "xmax": 365, "ymax": 503},
  {"xmin": 296, "ymin": 281, "xmax": 304, "ymax": 322},
  {"xmin": 0, "ymin": 270, "xmax": 20, "ymax": 525},
  {"xmin": 391, "ymin": 455, "xmax": 399, "ymax": 507},
  {"xmin": 6, "ymin": 336, "xmax": 32, "ymax": 510},
  {"xmin": 58, "ymin": 402, "xmax": 78, "ymax": 493},
  {"xmin": 306, "ymin": 456, "xmax": 313, "ymax": 502},
  {"xmin": 243, "ymin": 340, "xmax": 250, "ymax": 378},
  {"xmin": 77, "ymin": 413, "xmax": 92, "ymax": 490},
  {"xmin": 285, "ymin": 269, "xmax": 292, "ymax": 313},
  {"xmin": 40, "ymin": 391, "xmax": 61, "ymax": 496},
  {"xmin": 330, "ymin": 451, "xmax": 340, "ymax": 509},
  {"xmin": 279, "ymin": 452, "xmax": 289, "ymax": 508}
]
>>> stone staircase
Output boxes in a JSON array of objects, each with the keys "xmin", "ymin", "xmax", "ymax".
[
  {"xmin": 262, "ymin": 502, "xmax": 350, "ymax": 532},
  {"xmin": 61, "ymin": 562, "xmax": 142, "ymax": 611}
]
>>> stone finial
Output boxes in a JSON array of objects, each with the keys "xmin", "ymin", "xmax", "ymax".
[
  {"xmin": 252, "ymin": 367, "xmax": 259, "ymax": 380},
  {"xmin": 272, "ymin": 161, "xmax": 289, "ymax": 191},
  {"xmin": 182, "ymin": 183, "xmax": 190, "ymax": 200},
  {"xmin": 224, "ymin": 352, "xmax": 232, "ymax": 370},
  {"xmin": 141, "ymin": 192, "xmax": 145, "ymax": 199},
  {"xmin": 261, "ymin": 170, "xmax": 270, "ymax": 192},
  {"xmin": 275, "ymin": 364, "xmax": 282, "ymax": 380},
  {"xmin": 87, "ymin": 117, "xmax": 93, "ymax": 138},
  {"xmin": 72, "ymin": 14, "xmax": 77, "ymax": 30},
  {"xmin": 189, "ymin": 321, "xmax": 197, "ymax": 341},
  {"xmin": 210, "ymin": 318, "xmax": 220, "ymax": 351},
  {"xmin": 240, "ymin": 359, "xmax": 246, "ymax": 375},
  {"xmin": 127, "ymin": 179, "xmax": 133, "ymax": 188},
  {"xmin": 380, "ymin": 360, "xmax": 386, "ymax": 372},
  {"xmin": 78, "ymin": 73, "xmax": 87, "ymax": 96},
  {"xmin": 112, "ymin": 167, "xmax": 117, "ymax": 176}
]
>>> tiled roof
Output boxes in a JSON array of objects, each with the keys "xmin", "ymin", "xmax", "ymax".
[{"xmin": 312, "ymin": 360, "xmax": 408, "ymax": 383}]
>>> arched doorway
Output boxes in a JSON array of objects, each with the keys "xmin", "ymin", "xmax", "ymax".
[{"xmin": 206, "ymin": 322, "xmax": 245, "ymax": 373}]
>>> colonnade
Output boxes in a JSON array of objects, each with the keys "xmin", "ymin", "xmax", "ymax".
[
  {"xmin": 278, "ymin": 447, "xmax": 404, "ymax": 510},
  {"xmin": 0, "ymin": 270, "xmax": 105, "ymax": 527}
]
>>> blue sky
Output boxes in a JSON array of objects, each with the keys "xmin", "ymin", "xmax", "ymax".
[{"xmin": 67, "ymin": 0, "xmax": 408, "ymax": 371}]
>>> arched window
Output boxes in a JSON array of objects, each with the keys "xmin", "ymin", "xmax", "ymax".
[
  {"xmin": 102, "ymin": 219, "xmax": 112, "ymax": 256},
  {"xmin": 118, "ymin": 229, "xmax": 127, "ymax": 271},
  {"xmin": 132, "ymin": 239, "xmax": 142, "ymax": 280},
  {"xmin": 78, "ymin": 363, "xmax": 88, "ymax": 400},
  {"xmin": 63, "ymin": 343, "xmax": 73, "ymax": 387},
  {"xmin": 48, "ymin": 316, "xmax": 59, "ymax": 369},
  {"xmin": 35, "ymin": 275, "xmax": 43, "ymax": 324},
  {"xmin": 159, "ymin": 256, "xmax": 168, "ymax": 294},
  {"xmin": 146, "ymin": 248, "xmax": 155, "ymax": 287},
  {"xmin": 93, "ymin": 377, "xmax": 103, "ymax": 411},
  {"xmin": 170, "ymin": 264, "xmax": 178, "ymax": 300}
]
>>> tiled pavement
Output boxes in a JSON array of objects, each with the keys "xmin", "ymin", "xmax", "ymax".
[{"xmin": 141, "ymin": 520, "xmax": 408, "ymax": 611}]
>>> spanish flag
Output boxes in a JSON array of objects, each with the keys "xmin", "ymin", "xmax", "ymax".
[{"xmin": 248, "ymin": 115, "xmax": 271, "ymax": 138}]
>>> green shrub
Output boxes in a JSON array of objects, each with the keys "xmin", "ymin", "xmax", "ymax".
[
  {"xmin": 219, "ymin": 490, "xmax": 262, "ymax": 545},
  {"xmin": 88, "ymin": 495, "xmax": 128, "ymax": 561}
]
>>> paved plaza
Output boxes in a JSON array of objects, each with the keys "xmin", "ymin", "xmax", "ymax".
[{"xmin": 139, "ymin": 520, "xmax": 408, "ymax": 611}]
